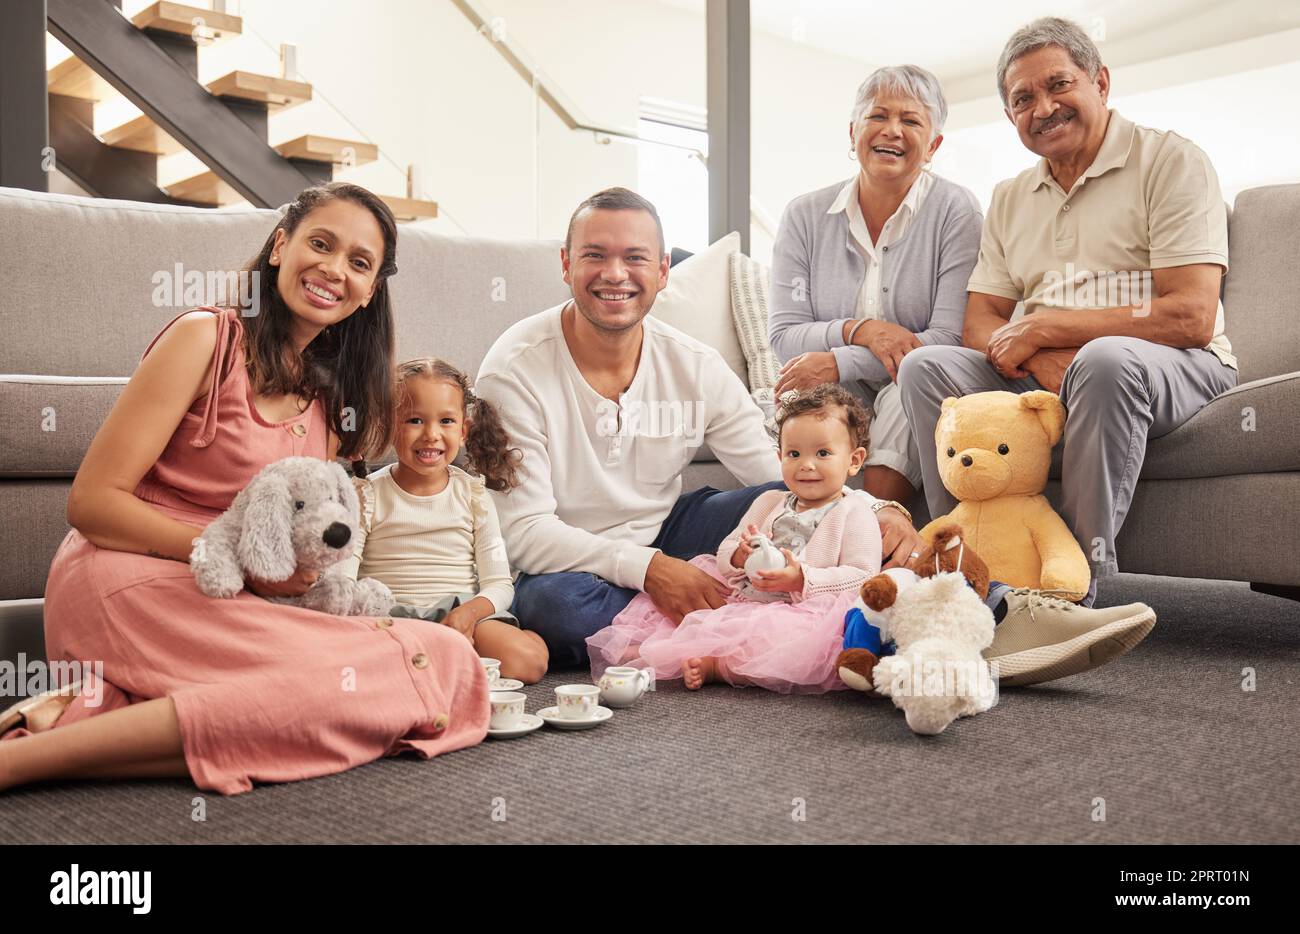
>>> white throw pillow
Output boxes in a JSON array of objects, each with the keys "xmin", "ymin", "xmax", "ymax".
[{"xmin": 649, "ymin": 231, "xmax": 748, "ymax": 384}]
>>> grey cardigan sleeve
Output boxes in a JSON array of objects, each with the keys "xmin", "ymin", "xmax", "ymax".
[
  {"xmin": 916, "ymin": 208, "xmax": 983, "ymax": 350},
  {"xmin": 768, "ymin": 199, "xmax": 852, "ymax": 364}
]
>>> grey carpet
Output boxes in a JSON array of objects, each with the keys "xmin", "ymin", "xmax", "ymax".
[{"xmin": 1, "ymin": 573, "xmax": 1297, "ymax": 844}]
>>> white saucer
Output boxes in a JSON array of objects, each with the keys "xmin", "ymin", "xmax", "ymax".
[
  {"xmin": 488, "ymin": 678, "xmax": 525, "ymax": 692},
  {"xmin": 487, "ymin": 712, "xmax": 543, "ymax": 739},
  {"xmin": 537, "ymin": 705, "xmax": 613, "ymax": 731}
]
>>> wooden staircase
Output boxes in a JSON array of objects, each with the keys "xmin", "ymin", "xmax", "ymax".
[{"xmin": 44, "ymin": 0, "xmax": 437, "ymax": 221}]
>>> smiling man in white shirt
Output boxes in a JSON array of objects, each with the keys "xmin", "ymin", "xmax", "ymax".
[{"xmin": 477, "ymin": 187, "xmax": 927, "ymax": 666}]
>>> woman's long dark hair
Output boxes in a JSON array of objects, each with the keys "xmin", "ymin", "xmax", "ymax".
[{"xmin": 240, "ymin": 182, "xmax": 399, "ymax": 461}]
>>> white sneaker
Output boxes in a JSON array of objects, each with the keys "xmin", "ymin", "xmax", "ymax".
[{"xmin": 984, "ymin": 590, "xmax": 1155, "ymax": 687}]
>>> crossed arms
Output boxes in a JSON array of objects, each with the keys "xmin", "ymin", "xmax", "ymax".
[{"xmin": 964, "ymin": 263, "xmax": 1223, "ymax": 392}]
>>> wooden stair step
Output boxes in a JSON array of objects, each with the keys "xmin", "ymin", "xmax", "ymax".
[
  {"xmin": 100, "ymin": 114, "xmax": 183, "ymax": 156},
  {"xmin": 206, "ymin": 71, "xmax": 312, "ymax": 111},
  {"xmin": 47, "ymin": 56, "xmax": 117, "ymax": 102},
  {"xmin": 132, "ymin": 1, "xmax": 241, "ymax": 40},
  {"xmin": 165, "ymin": 170, "xmax": 241, "ymax": 206},
  {"xmin": 381, "ymin": 196, "xmax": 439, "ymax": 221},
  {"xmin": 275, "ymin": 135, "xmax": 379, "ymax": 167}
]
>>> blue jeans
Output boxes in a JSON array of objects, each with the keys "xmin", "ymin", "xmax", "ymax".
[{"xmin": 511, "ymin": 481, "xmax": 786, "ymax": 668}]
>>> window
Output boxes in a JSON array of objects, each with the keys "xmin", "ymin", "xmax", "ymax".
[{"xmin": 637, "ymin": 98, "xmax": 708, "ymax": 254}]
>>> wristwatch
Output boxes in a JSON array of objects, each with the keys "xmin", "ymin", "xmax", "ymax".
[{"xmin": 870, "ymin": 499, "xmax": 913, "ymax": 524}]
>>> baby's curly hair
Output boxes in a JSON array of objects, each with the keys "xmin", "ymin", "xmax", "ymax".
[
  {"xmin": 372, "ymin": 358, "xmax": 522, "ymax": 492},
  {"xmin": 775, "ymin": 383, "xmax": 871, "ymax": 452}
]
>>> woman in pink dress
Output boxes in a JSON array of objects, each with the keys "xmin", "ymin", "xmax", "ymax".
[{"xmin": 0, "ymin": 183, "xmax": 488, "ymax": 795}]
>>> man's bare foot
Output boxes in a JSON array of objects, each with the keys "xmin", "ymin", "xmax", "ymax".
[{"xmin": 683, "ymin": 657, "xmax": 719, "ymax": 690}]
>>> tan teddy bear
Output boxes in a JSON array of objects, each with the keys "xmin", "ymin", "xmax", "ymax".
[{"xmin": 921, "ymin": 390, "xmax": 1090, "ymax": 601}]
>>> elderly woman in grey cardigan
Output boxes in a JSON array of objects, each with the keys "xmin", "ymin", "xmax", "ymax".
[{"xmin": 770, "ymin": 65, "xmax": 982, "ymax": 504}]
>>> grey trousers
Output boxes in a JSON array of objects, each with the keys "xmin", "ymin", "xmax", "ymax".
[{"xmin": 897, "ymin": 336, "xmax": 1237, "ymax": 585}]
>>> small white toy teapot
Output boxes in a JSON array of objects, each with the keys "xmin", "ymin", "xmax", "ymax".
[
  {"xmin": 743, "ymin": 534, "xmax": 787, "ymax": 581},
  {"xmin": 597, "ymin": 666, "xmax": 655, "ymax": 708}
]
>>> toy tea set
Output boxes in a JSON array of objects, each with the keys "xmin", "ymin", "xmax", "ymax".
[{"xmin": 484, "ymin": 658, "xmax": 654, "ymax": 740}]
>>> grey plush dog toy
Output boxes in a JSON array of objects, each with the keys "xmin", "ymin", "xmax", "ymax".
[{"xmin": 191, "ymin": 456, "xmax": 395, "ymax": 616}]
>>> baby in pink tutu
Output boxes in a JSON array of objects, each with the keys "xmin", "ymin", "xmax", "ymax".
[{"xmin": 587, "ymin": 384, "xmax": 883, "ymax": 694}]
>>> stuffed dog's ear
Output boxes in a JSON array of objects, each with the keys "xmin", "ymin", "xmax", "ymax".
[
  {"xmin": 328, "ymin": 460, "xmax": 360, "ymax": 519},
  {"xmin": 237, "ymin": 471, "xmax": 297, "ymax": 582},
  {"xmin": 861, "ymin": 573, "xmax": 899, "ymax": 611},
  {"xmin": 1020, "ymin": 391, "xmax": 1067, "ymax": 446}
]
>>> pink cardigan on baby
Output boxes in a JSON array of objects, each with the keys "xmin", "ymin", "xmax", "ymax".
[{"xmin": 715, "ymin": 489, "xmax": 883, "ymax": 602}]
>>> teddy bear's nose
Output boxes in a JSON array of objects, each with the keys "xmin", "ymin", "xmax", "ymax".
[
  {"xmin": 961, "ymin": 454, "xmax": 973, "ymax": 467},
  {"xmin": 323, "ymin": 522, "xmax": 352, "ymax": 549}
]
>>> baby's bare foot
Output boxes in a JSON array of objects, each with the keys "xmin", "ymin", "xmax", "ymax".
[{"xmin": 683, "ymin": 657, "xmax": 718, "ymax": 690}]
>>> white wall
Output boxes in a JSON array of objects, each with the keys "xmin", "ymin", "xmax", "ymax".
[
  {"xmin": 57, "ymin": 1, "xmax": 1300, "ymax": 258},
  {"xmin": 69, "ymin": 0, "xmax": 877, "ymax": 258},
  {"xmin": 94, "ymin": 0, "xmax": 641, "ymax": 241}
]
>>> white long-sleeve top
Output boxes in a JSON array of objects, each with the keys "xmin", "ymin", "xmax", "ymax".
[
  {"xmin": 341, "ymin": 463, "xmax": 514, "ymax": 614},
  {"xmin": 476, "ymin": 303, "xmax": 782, "ymax": 591}
]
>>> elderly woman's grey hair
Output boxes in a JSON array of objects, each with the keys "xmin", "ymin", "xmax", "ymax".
[
  {"xmin": 996, "ymin": 16, "xmax": 1103, "ymax": 106},
  {"xmin": 849, "ymin": 64, "xmax": 948, "ymax": 141}
]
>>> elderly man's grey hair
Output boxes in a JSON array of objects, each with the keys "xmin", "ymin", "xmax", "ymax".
[
  {"xmin": 996, "ymin": 16, "xmax": 1103, "ymax": 107},
  {"xmin": 849, "ymin": 64, "xmax": 948, "ymax": 141}
]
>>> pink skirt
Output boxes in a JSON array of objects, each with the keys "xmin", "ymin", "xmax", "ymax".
[
  {"xmin": 588, "ymin": 555, "xmax": 856, "ymax": 695},
  {"xmin": 3, "ymin": 510, "xmax": 489, "ymax": 795}
]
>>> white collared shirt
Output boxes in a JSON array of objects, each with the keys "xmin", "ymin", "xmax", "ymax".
[{"xmin": 828, "ymin": 170, "xmax": 934, "ymax": 320}]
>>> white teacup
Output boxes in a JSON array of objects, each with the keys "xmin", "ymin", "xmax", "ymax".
[
  {"xmin": 597, "ymin": 666, "xmax": 654, "ymax": 708},
  {"xmin": 555, "ymin": 684, "xmax": 601, "ymax": 720},
  {"xmin": 480, "ymin": 657, "xmax": 502, "ymax": 687},
  {"xmin": 489, "ymin": 691, "xmax": 526, "ymax": 731}
]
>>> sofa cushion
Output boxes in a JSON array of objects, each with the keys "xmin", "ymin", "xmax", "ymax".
[
  {"xmin": 1, "ymin": 187, "xmax": 280, "ymax": 378},
  {"xmin": 1139, "ymin": 372, "xmax": 1300, "ymax": 480},
  {"xmin": 728, "ymin": 251, "xmax": 781, "ymax": 391},
  {"xmin": 387, "ymin": 225, "xmax": 570, "ymax": 378},
  {"xmin": 0, "ymin": 376, "xmax": 127, "ymax": 477},
  {"xmin": 649, "ymin": 231, "xmax": 748, "ymax": 384},
  {"xmin": 1046, "ymin": 472, "xmax": 1300, "ymax": 586},
  {"xmin": 681, "ymin": 459, "xmax": 743, "ymax": 494},
  {"xmin": 0, "ymin": 480, "xmax": 73, "ymax": 600},
  {"xmin": 1224, "ymin": 184, "xmax": 1300, "ymax": 383},
  {"xmin": 1045, "ymin": 371, "xmax": 1300, "ymax": 482}
]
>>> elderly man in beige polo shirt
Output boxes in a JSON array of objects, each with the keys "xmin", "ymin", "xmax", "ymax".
[{"xmin": 899, "ymin": 16, "xmax": 1237, "ymax": 664}]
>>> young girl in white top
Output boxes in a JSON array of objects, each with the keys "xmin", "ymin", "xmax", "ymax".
[{"xmin": 344, "ymin": 358, "xmax": 549, "ymax": 683}]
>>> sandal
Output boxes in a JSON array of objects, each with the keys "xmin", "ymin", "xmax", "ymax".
[{"xmin": 0, "ymin": 681, "xmax": 83, "ymax": 734}]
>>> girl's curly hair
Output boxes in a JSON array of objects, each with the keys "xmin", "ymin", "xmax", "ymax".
[
  {"xmin": 354, "ymin": 358, "xmax": 522, "ymax": 492},
  {"xmin": 774, "ymin": 383, "xmax": 871, "ymax": 453}
]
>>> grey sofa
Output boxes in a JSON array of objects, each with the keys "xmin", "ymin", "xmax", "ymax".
[{"xmin": 1, "ymin": 182, "xmax": 1297, "ymax": 659}]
